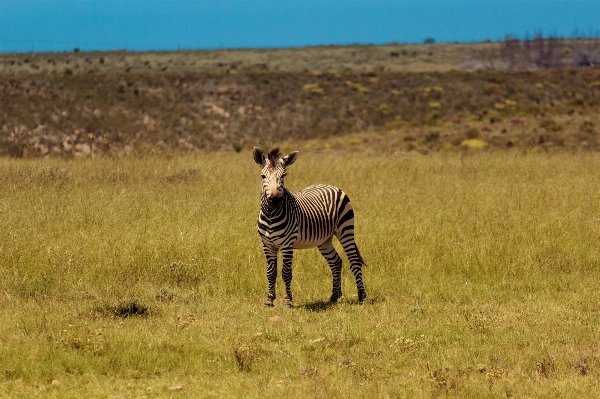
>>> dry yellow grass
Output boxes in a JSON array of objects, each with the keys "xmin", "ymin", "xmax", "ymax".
[
  {"xmin": 1, "ymin": 150, "xmax": 600, "ymax": 397},
  {"xmin": 2, "ymin": 39, "xmax": 600, "ymax": 397}
]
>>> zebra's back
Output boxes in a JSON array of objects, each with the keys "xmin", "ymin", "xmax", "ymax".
[{"xmin": 290, "ymin": 184, "xmax": 353, "ymax": 249}]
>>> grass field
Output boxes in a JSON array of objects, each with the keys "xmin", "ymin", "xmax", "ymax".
[{"xmin": 1, "ymin": 150, "xmax": 600, "ymax": 397}]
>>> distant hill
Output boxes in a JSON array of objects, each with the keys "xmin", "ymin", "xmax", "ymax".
[
  {"xmin": 0, "ymin": 39, "xmax": 597, "ymax": 75},
  {"xmin": 1, "ymin": 40, "xmax": 599, "ymax": 157}
]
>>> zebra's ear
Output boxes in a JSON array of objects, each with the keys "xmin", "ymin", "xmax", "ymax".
[
  {"xmin": 253, "ymin": 147, "xmax": 266, "ymax": 167},
  {"xmin": 282, "ymin": 151, "xmax": 299, "ymax": 168}
]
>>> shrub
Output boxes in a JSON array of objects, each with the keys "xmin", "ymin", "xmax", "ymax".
[
  {"xmin": 461, "ymin": 139, "xmax": 487, "ymax": 148},
  {"xmin": 572, "ymin": 45, "xmax": 600, "ymax": 67},
  {"xmin": 425, "ymin": 131, "xmax": 439, "ymax": 142},
  {"xmin": 501, "ymin": 34, "xmax": 563, "ymax": 69},
  {"xmin": 302, "ymin": 83, "xmax": 324, "ymax": 95},
  {"xmin": 539, "ymin": 119, "xmax": 563, "ymax": 132},
  {"xmin": 465, "ymin": 127, "xmax": 480, "ymax": 139},
  {"xmin": 580, "ymin": 121, "xmax": 596, "ymax": 134}
]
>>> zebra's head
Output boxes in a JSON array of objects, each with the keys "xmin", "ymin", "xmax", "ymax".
[{"xmin": 253, "ymin": 147, "xmax": 298, "ymax": 205}]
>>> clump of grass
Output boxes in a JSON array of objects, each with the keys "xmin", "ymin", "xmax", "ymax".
[
  {"xmin": 574, "ymin": 356, "xmax": 600, "ymax": 376},
  {"xmin": 98, "ymin": 300, "xmax": 151, "ymax": 318},
  {"xmin": 233, "ymin": 345, "xmax": 254, "ymax": 372},
  {"xmin": 536, "ymin": 356, "xmax": 556, "ymax": 378}
]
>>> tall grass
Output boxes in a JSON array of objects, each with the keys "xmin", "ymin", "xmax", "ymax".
[{"xmin": 1, "ymin": 151, "xmax": 600, "ymax": 397}]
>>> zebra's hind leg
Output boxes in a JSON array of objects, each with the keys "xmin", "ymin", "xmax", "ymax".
[
  {"xmin": 281, "ymin": 248, "xmax": 294, "ymax": 308},
  {"xmin": 350, "ymin": 261, "xmax": 367, "ymax": 304},
  {"xmin": 263, "ymin": 245, "xmax": 278, "ymax": 307},
  {"xmin": 339, "ymin": 237, "xmax": 367, "ymax": 304},
  {"xmin": 318, "ymin": 239, "xmax": 343, "ymax": 303}
]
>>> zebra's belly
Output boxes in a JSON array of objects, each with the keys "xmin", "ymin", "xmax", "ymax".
[
  {"xmin": 260, "ymin": 231, "xmax": 327, "ymax": 250},
  {"xmin": 292, "ymin": 238, "xmax": 328, "ymax": 250},
  {"xmin": 292, "ymin": 217, "xmax": 336, "ymax": 249}
]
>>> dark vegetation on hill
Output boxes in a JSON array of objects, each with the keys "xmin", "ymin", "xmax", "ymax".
[
  {"xmin": 1, "ymin": 39, "xmax": 600, "ymax": 157},
  {"xmin": 2, "ymin": 38, "xmax": 598, "ymax": 75}
]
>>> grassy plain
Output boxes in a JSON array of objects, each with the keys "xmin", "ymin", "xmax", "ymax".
[{"xmin": 1, "ymin": 150, "xmax": 600, "ymax": 397}]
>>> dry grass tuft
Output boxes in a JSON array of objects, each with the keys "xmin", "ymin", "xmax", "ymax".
[{"xmin": 98, "ymin": 300, "xmax": 151, "ymax": 318}]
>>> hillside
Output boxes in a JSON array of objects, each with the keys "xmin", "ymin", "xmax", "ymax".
[
  {"xmin": 1, "ymin": 42, "xmax": 499, "ymax": 75},
  {"xmin": 1, "ymin": 40, "xmax": 600, "ymax": 157}
]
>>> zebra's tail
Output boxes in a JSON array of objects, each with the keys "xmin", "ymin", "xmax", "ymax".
[{"xmin": 356, "ymin": 245, "xmax": 366, "ymax": 266}]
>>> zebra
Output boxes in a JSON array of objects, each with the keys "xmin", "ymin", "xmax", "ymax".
[{"xmin": 253, "ymin": 147, "xmax": 367, "ymax": 307}]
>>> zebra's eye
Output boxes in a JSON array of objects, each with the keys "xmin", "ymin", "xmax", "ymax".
[{"xmin": 261, "ymin": 174, "xmax": 266, "ymax": 179}]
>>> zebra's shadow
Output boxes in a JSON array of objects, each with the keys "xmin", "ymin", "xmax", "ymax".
[
  {"xmin": 299, "ymin": 295, "xmax": 383, "ymax": 311},
  {"xmin": 298, "ymin": 300, "xmax": 336, "ymax": 312}
]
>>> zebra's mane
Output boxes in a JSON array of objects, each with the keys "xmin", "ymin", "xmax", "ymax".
[{"xmin": 267, "ymin": 148, "xmax": 282, "ymax": 168}]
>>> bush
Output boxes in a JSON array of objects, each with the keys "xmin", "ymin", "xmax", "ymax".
[
  {"xmin": 465, "ymin": 127, "xmax": 480, "ymax": 139},
  {"xmin": 500, "ymin": 34, "xmax": 563, "ymax": 69}
]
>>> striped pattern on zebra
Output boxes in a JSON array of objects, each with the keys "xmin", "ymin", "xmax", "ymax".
[{"xmin": 253, "ymin": 147, "xmax": 367, "ymax": 308}]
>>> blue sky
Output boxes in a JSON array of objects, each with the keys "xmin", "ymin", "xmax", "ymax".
[{"xmin": 1, "ymin": 0, "xmax": 599, "ymax": 53}]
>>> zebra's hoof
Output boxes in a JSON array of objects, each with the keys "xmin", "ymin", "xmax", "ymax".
[
  {"xmin": 264, "ymin": 299, "xmax": 275, "ymax": 307},
  {"xmin": 284, "ymin": 298, "xmax": 293, "ymax": 308},
  {"xmin": 358, "ymin": 292, "xmax": 367, "ymax": 305},
  {"xmin": 329, "ymin": 295, "xmax": 340, "ymax": 303}
]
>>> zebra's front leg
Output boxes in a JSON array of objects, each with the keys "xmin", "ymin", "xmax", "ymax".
[
  {"xmin": 318, "ymin": 239, "xmax": 343, "ymax": 302},
  {"xmin": 281, "ymin": 248, "xmax": 294, "ymax": 308},
  {"xmin": 263, "ymin": 245, "xmax": 278, "ymax": 307}
]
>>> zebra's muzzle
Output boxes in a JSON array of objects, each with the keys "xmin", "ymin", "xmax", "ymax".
[{"xmin": 267, "ymin": 195, "xmax": 282, "ymax": 207}]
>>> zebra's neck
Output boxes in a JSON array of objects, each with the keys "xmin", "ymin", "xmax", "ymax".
[{"xmin": 260, "ymin": 189, "xmax": 289, "ymax": 217}]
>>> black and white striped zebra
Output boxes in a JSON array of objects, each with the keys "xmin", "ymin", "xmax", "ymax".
[{"xmin": 253, "ymin": 147, "xmax": 367, "ymax": 307}]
